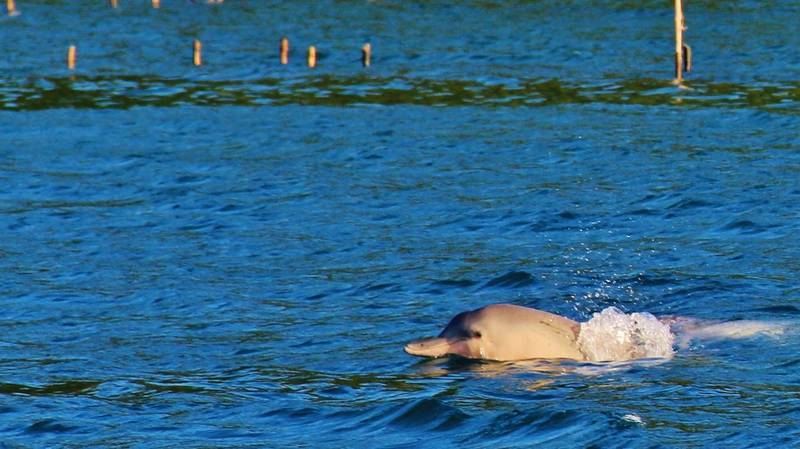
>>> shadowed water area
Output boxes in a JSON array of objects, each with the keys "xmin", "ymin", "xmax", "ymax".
[{"xmin": 1, "ymin": 1, "xmax": 800, "ymax": 448}]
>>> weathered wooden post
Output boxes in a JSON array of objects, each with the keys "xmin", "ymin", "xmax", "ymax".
[
  {"xmin": 674, "ymin": 0, "xmax": 688, "ymax": 84},
  {"xmin": 280, "ymin": 37, "xmax": 289, "ymax": 65},
  {"xmin": 307, "ymin": 46, "xmax": 316, "ymax": 68},
  {"xmin": 362, "ymin": 43, "xmax": 371, "ymax": 67},
  {"xmin": 67, "ymin": 45, "xmax": 77, "ymax": 70},
  {"xmin": 193, "ymin": 39, "xmax": 203, "ymax": 66}
]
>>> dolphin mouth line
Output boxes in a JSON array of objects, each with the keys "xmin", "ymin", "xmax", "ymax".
[{"xmin": 404, "ymin": 337, "xmax": 465, "ymax": 358}]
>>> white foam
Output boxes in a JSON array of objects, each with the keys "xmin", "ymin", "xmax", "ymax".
[
  {"xmin": 621, "ymin": 414, "xmax": 645, "ymax": 425},
  {"xmin": 577, "ymin": 307, "xmax": 675, "ymax": 362}
]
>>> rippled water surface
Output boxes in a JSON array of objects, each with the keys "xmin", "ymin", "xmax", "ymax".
[{"xmin": 2, "ymin": 1, "xmax": 800, "ymax": 448}]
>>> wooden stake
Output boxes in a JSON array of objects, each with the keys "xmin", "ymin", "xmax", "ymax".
[
  {"xmin": 193, "ymin": 39, "xmax": 202, "ymax": 66},
  {"xmin": 280, "ymin": 37, "xmax": 289, "ymax": 65},
  {"xmin": 6, "ymin": 0, "xmax": 17, "ymax": 16},
  {"xmin": 110, "ymin": 0, "xmax": 118, "ymax": 8},
  {"xmin": 674, "ymin": 0, "xmax": 684, "ymax": 84},
  {"xmin": 361, "ymin": 43, "xmax": 371, "ymax": 67},
  {"xmin": 152, "ymin": 0, "xmax": 160, "ymax": 8},
  {"xmin": 682, "ymin": 43, "xmax": 692, "ymax": 73},
  {"xmin": 307, "ymin": 46, "xmax": 316, "ymax": 68},
  {"xmin": 67, "ymin": 45, "xmax": 76, "ymax": 70}
]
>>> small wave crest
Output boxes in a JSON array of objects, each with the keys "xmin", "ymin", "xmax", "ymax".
[{"xmin": 577, "ymin": 307, "xmax": 674, "ymax": 362}]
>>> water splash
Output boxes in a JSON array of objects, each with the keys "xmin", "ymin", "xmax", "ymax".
[{"xmin": 577, "ymin": 307, "xmax": 675, "ymax": 362}]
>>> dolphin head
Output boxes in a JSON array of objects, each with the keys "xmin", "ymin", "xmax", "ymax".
[
  {"xmin": 404, "ymin": 311, "xmax": 485, "ymax": 359},
  {"xmin": 404, "ymin": 304, "xmax": 585, "ymax": 362}
]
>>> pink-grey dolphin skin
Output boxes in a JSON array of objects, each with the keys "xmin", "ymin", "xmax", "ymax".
[
  {"xmin": 404, "ymin": 304, "xmax": 586, "ymax": 362},
  {"xmin": 405, "ymin": 304, "xmax": 786, "ymax": 362}
]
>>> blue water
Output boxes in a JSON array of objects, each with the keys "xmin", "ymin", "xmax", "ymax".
[{"xmin": 2, "ymin": 1, "xmax": 800, "ymax": 448}]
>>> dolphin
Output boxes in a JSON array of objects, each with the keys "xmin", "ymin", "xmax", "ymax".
[
  {"xmin": 405, "ymin": 304, "xmax": 786, "ymax": 362},
  {"xmin": 404, "ymin": 304, "xmax": 586, "ymax": 361}
]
